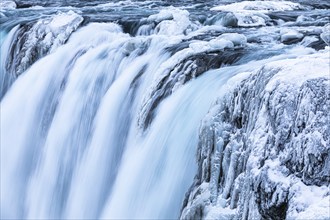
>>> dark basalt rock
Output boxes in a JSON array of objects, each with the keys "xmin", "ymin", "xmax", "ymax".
[{"xmin": 139, "ymin": 48, "xmax": 245, "ymax": 131}]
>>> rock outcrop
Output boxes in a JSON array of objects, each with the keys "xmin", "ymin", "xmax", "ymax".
[{"xmin": 181, "ymin": 49, "xmax": 330, "ymax": 220}]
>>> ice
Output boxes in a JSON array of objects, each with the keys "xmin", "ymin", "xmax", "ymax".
[
  {"xmin": 181, "ymin": 48, "xmax": 330, "ymax": 219},
  {"xmin": 1, "ymin": 1, "xmax": 329, "ymax": 219}
]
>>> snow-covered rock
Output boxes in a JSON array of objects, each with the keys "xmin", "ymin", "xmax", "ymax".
[
  {"xmin": 0, "ymin": 1, "xmax": 16, "ymax": 9},
  {"xmin": 280, "ymin": 29, "xmax": 304, "ymax": 44},
  {"xmin": 320, "ymin": 23, "xmax": 330, "ymax": 46},
  {"xmin": 180, "ymin": 49, "xmax": 330, "ymax": 220},
  {"xmin": 211, "ymin": 1, "xmax": 303, "ymax": 28},
  {"xmin": 138, "ymin": 35, "xmax": 247, "ymax": 130},
  {"xmin": 5, "ymin": 11, "xmax": 83, "ymax": 75},
  {"xmin": 137, "ymin": 7, "xmax": 199, "ymax": 36},
  {"xmin": 211, "ymin": 1, "xmax": 303, "ymax": 13}
]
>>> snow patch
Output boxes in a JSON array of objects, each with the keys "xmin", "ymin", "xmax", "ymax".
[
  {"xmin": 264, "ymin": 49, "xmax": 329, "ymax": 91},
  {"xmin": 211, "ymin": 1, "xmax": 302, "ymax": 28},
  {"xmin": 0, "ymin": 1, "xmax": 16, "ymax": 9},
  {"xmin": 211, "ymin": 1, "xmax": 303, "ymax": 13}
]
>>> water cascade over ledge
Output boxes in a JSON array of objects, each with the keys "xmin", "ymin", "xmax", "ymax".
[{"xmin": 1, "ymin": 0, "xmax": 329, "ymax": 219}]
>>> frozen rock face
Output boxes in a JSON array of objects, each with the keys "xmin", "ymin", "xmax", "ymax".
[
  {"xmin": 180, "ymin": 50, "xmax": 330, "ymax": 220},
  {"xmin": 5, "ymin": 11, "xmax": 83, "ymax": 76}
]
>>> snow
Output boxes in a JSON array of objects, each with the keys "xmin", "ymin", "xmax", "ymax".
[
  {"xmin": 217, "ymin": 33, "xmax": 247, "ymax": 46},
  {"xmin": 288, "ymin": 181, "xmax": 330, "ymax": 219},
  {"xmin": 182, "ymin": 48, "xmax": 330, "ymax": 220},
  {"xmin": 151, "ymin": 7, "xmax": 198, "ymax": 36},
  {"xmin": 280, "ymin": 29, "xmax": 304, "ymax": 42},
  {"xmin": 264, "ymin": 49, "xmax": 329, "ymax": 91},
  {"xmin": 48, "ymin": 11, "xmax": 82, "ymax": 31},
  {"xmin": 189, "ymin": 33, "xmax": 247, "ymax": 52},
  {"xmin": 0, "ymin": 1, "xmax": 16, "ymax": 9},
  {"xmin": 320, "ymin": 23, "xmax": 330, "ymax": 45},
  {"xmin": 1, "ymin": 0, "xmax": 329, "ymax": 219},
  {"xmin": 211, "ymin": 1, "xmax": 303, "ymax": 13},
  {"xmin": 3, "ymin": 11, "xmax": 84, "ymax": 75},
  {"xmin": 211, "ymin": 1, "xmax": 303, "ymax": 28}
]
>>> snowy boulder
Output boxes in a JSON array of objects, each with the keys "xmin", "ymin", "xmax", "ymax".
[
  {"xmin": 211, "ymin": 1, "xmax": 303, "ymax": 13},
  {"xmin": 205, "ymin": 12, "xmax": 238, "ymax": 27},
  {"xmin": 181, "ymin": 49, "xmax": 330, "ymax": 220},
  {"xmin": 280, "ymin": 29, "xmax": 304, "ymax": 44},
  {"xmin": 0, "ymin": 1, "xmax": 16, "ymax": 9},
  {"xmin": 208, "ymin": 38, "xmax": 234, "ymax": 50},
  {"xmin": 5, "ymin": 10, "xmax": 83, "ymax": 75},
  {"xmin": 211, "ymin": 1, "xmax": 303, "ymax": 28},
  {"xmin": 217, "ymin": 33, "xmax": 247, "ymax": 46},
  {"xmin": 148, "ymin": 7, "xmax": 199, "ymax": 36},
  {"xmin": 320, "ymin": 23, "xmax": 330, "ymax": 46}
]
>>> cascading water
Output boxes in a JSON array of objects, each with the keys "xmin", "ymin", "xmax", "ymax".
[
  {"xmin": 1, "ymin": 0, "xmax": 329, "ymax": 219},
  {"xmin": 0, "ymin": 16, "xmax": 237, "ymax": 219}
]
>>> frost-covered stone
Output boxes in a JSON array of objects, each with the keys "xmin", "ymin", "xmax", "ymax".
[
  {"xmin": 5, "ymin": 11, "xmax": 83, "ymax": 76},
  {"xmin": 181, "ymin": 49, "xmax": 330, "ymax": 220},
  {"xmin": 0, "ymin": 1, "xmax": 16, "ymax": 9},
  {"xmin": 211, "ymin": 1, "xmax": 303, "ymax": 28},
  {"xmin": 320, "ymin": 23, "xmax": 330, "ymax": 46}
]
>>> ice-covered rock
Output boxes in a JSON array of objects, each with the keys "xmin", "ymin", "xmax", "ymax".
[
  {"xmin": 211, "ymin": 1, "xmax": 303, "ymax": 13},
  {"xmin": 180, "ymin": 49, "xmax": 330, "ymax": 220},
  {"xmin": 204, "ymin": 12, "xmax": 238, "ymax": 27},
  {"xmin": 5, "ymin": 10, "xmax": 83, "ymax": 76},
  {"xmin": 137, "ymin": 34, "xmax": 247, "ymax": 130},
  {"xmin": 211, "ymin": 1, "xmax": 303, "ymax": 28},
  {"xmin": 138, "ymin": 7, "xmax": 199, "ymax": 36},
  {"xmin": 320, "ymin": 23, "xmax": 330, "ymax": 46},
  {"xmin": 0, "ymin": 1, "xmax": 16, "ymax": 9},
  {"xmin": 280, "ymin": 29, "xmax": 304, "ymax": 44}
]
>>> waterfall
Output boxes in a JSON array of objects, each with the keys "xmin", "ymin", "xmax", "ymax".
[
  {"xmin": 1, "ymin": 1, "xmax": 329, "ymax": 219},
  {"xmin": 0, "ymin": 20, "xmax": 238, "ymax": 219}
]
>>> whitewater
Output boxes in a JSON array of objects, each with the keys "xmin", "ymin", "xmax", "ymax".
[{"xmin": 0, "ymin": 0, "xmax": 329, "ymax": 219}]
